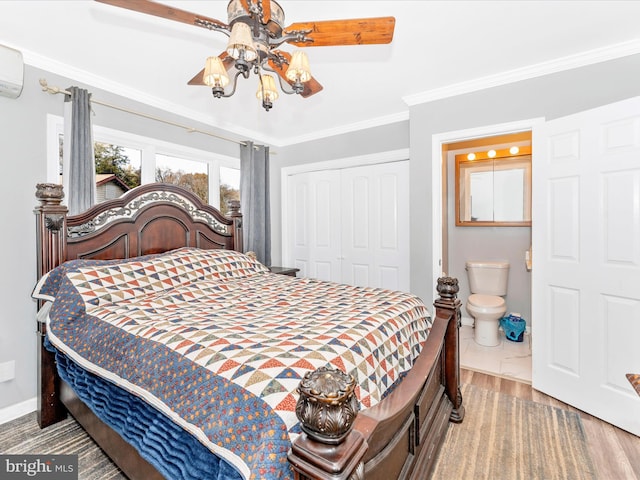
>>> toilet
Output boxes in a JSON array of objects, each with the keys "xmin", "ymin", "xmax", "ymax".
[{"xmin": 465, "ymin": 260, "xmax": 510, "ymax": 346}]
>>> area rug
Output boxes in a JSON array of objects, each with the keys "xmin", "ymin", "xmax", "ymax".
[
  {"xmin": 2, "ymin": 384, "xmax": 596, "ymax": 480},
  {"xmin": 431, "ymin": 384, "xmax": 596, "ymax": 480}
]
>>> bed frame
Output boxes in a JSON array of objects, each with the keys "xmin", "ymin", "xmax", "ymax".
[{"xmin": 34, "ymin": 182, "xmax": 464, "ymax": 480}]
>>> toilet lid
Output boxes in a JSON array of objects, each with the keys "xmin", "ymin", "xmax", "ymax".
[{"xmin": 468, "ymin": 294, "xmax": 505, "ymax": 308}]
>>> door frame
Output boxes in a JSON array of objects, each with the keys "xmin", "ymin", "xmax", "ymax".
[
  {"xmin": 430, "ymin": 118, "xmax": 544, "ymax": 303},
  {"xmin": 281, "ymin": 148, "xmax": 409, "ymax": 268}
]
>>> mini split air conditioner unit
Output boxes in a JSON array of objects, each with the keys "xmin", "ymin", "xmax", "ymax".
[{"xmin": 0, "ymin": 44, "xmax": 24, "ymax": 99}]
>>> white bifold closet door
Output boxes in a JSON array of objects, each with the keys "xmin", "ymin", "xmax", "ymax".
[{"xmin": 286, "ymin": 161, "xmax": 410, "ymax": 292}]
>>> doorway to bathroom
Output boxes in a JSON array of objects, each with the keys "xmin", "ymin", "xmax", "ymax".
[{"xmin": 433, "ymin": 120, "xmax": 540, "ymax": 383}]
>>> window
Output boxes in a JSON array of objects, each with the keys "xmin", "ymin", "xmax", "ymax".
[
  {"xmin": 219, "ymin": 166, "xmax": 240, "ymax": 216},
  {"xmin": 156, "ymin": 154, "xmax": 209, "ymax": 203},
  {"xmin": 48, "ymin": 115, "xmax": 240, "ymax": 211}
]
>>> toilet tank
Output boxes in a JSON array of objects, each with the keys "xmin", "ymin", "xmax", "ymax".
[{"xmin": 465, "ymin": 261, "xmax": 510, "ymax": 296}]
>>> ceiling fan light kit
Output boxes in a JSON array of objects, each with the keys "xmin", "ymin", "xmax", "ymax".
[{"xmin": 96, "ymin": 0, "xmax": 395, "ymax": 112}]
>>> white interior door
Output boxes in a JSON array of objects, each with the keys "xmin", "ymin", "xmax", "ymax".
[
  {"xmin": 532, "ymin": 96, "xmax": 640, "ymax": 435},
  {"xmin": 288, "ymin": 170, "xmax": 342, "ymax": 282},
  {"xmin": 341, "ymin": 162, "xmax": 410, "ymax": 291}
]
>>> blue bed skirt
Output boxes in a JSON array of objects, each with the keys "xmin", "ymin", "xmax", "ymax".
[{"xmin": 49, "ymin": 339, "xmax": 244, "ymax": 480}]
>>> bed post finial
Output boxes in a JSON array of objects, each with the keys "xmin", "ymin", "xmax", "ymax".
[
  {"xmin": 289, "ymin": 367, "xmax": 368, "ymax": 480},
  {"xmin": 34, "ymin": 183, "xmax": 68, "ymax": 278},
  {"xmin": 295, "ymin": 366, "xmax": 360, "ymax": 445},
  {"xmin": 34, "ymin": 183, "xmax": 69, "ymax": 428},
  {"xmin": 434, "ymin": 276, "xmax": 465, "ymax": 423},
  {"xmin": 227, "ymin": 200, "xmax": 244, "ymax": 252},
  {"xmin": 36, "ymin": 183, "xmax": 64, "ymax": 205}
]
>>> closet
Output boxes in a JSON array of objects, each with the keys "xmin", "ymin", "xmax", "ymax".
[{"xmin": 284, "ymin": 160, "xmax": 409, "ymax": 291}]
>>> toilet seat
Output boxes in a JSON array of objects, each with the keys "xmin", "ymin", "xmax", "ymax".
[{"xmin": 467, "ymin": 294, "xmax": 505, "ymax": 314}]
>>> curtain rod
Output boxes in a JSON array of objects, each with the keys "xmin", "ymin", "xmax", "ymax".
[{"xmin": 39, "ymin": 78, "xmax": 247, "ymax": 147}]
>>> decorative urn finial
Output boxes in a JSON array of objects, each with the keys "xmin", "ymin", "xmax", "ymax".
[
  {"xmin": 437, "ymin": 276, "xmax": 459, "ymax": 299},
  {"xmin": 35, "ymin": 183, "xmax": 64, "ymax": 205},
  {"xmin": 295, "ymin": 366, "xmax": 359, "ymax": 445}
]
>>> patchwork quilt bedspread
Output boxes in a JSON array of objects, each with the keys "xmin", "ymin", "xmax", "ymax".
[{"xmin": 33, "ymin": 248, "xmax": 432, "ymax": 480}]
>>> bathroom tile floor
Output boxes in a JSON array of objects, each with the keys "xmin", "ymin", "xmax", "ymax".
[{"xmin": 459, "ymin": 325, "xmax": 532, "ymax": 384}]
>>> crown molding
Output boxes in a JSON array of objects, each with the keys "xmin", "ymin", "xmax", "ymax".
[
  {"xmin": 20, "ymin": 47, "xmax": 279, "ymax": 145},
  {"xmin": 277, "ymin": 110, "xmax": 410, "ymax": 147},
  {"xmin": 27, "ymin": 45, "xmax": 410, "ymax": 147},
  {"xmin": 21, "ymin": 45, "xmax": 410, "ymax": 147},
  {"xmin": 403, "ymin": 39, "xmax": 640, "ymax": 107},
  {"xmin": 17, "ymin": 39, "xmax": 640, "ymax": 147}
]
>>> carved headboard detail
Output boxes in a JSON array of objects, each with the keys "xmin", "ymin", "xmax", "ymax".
[{"xmin": 34, "ymin": 182, "xmax": 243, "ymax": 279}]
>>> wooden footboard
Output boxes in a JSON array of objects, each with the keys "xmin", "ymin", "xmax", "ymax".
[
  {"xmin": 34, "ymin": 182, "xmax": 463, "ymax": 480},
  {"xmin": 288, "ymin": 277, "xmax": 463, "ymax": 480}
]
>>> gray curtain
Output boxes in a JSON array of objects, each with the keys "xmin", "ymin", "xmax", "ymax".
[
  {"xmin": 240, "ymin": 141, "xmax": 271, "ymax": 266},
  {"xmin": 64, "ymin": 86, "xmax": 95, "ymax": 215}
]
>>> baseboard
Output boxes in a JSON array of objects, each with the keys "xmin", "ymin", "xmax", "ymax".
[
  {"xmin": 0, "ymin": 397, "xmax": 37, "ymax": 425},
  {"xmin": 460, "ymin": 365, "xmax": 532, "ymax": 385}
]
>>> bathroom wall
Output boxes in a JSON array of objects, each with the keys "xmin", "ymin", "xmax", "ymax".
[{"xmin": 446, "ymin": 149, "xmax": 532, "ymax": 330}]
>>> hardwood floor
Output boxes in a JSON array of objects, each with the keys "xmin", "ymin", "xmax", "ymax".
[{"xmin": 461, "ymin": 368, "xmax": 640, "ymax": 479}]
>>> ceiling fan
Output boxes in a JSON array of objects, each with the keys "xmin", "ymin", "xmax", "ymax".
[{"xmin": 95, "ymin": 0, "xmax": 395, "ymax": 111}]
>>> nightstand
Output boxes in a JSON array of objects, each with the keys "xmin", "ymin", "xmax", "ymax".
[{"xmin": 269, "ymin": 266, "xmax": 300, "ymax": 277}]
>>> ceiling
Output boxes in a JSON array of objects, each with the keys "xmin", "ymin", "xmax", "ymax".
[{"xmin": 2, "ymin": 1, "xmax": 640, "ymax": 146}]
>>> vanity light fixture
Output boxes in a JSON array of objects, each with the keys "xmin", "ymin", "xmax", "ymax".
[{"xmin": 465, "ymin": 146, "xmax": 526, "ymax": 162}]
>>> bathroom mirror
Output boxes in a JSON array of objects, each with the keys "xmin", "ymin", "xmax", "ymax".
[{"xmin": 455, "ymin": 146, "xmax": 532, "ymax": 226}]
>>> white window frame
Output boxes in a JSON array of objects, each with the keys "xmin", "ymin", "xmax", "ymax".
[{"xmin": 46, "ymin": 114, "xmax": 240, "ymax": 210}]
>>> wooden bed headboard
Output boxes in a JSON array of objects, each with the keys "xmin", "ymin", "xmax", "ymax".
[{"xmin": 34, "ymin": 182, "xmax": 243, "ymax": 280}]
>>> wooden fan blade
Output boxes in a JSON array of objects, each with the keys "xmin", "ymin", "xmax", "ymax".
[
  {"xmin": 261, "ymin": 0, "xmax": 271, "ymax": 23},
  {"xmin": 285, "ymin": 17, "xmax": 395, "ymax": 47},
  {"xmin": 187, "ymin": 68, "xmax": 207, "ymax": 86},
  {"xmin": 268, "ymin": 52, "xmax": 323, "ymax": 98},
  {"xmin": 95, "ymin": 0, "xmax": 227, "ymax": 30},
  {"xmin": 298, "ymin": 77, "xmax": 323, "ymax": 98},
  {"xmin": 187, "ymin": 53, "xmax": 234, "ymax": 86}
]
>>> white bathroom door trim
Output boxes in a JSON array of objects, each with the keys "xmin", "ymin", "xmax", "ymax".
[{"xmin": 431, "ymin": 118, "xmax": 545, "ymax": 302}]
